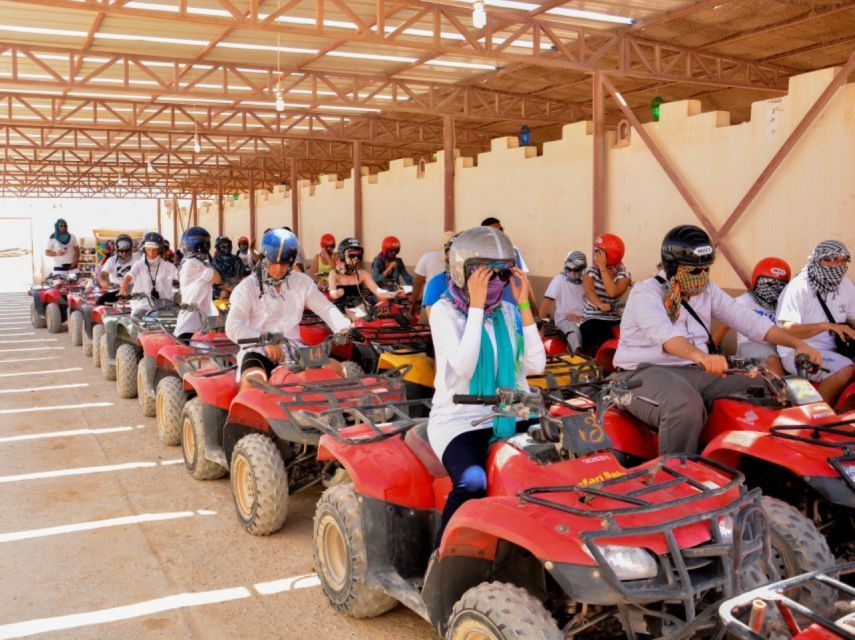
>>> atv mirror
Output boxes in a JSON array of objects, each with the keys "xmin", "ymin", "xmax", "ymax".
[{"xmin": 559, "ymin": 412, "xmax": 613, "ymax": 456}]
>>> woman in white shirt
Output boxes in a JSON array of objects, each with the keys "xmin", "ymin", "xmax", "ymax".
[
  {"xmin": 45, "ymin": 218, "xmax": 79, "ymax": 273},
  {"xmin": 120, "ymin": 232, "xmax": 178, "ymax": 316},
  {"xmin": 428, "ymin": 226, "xmax": 546, "ymax": 547},
  {"xmin": 174, "ymin": 227, "xmax": 222, "ymax": 339}
]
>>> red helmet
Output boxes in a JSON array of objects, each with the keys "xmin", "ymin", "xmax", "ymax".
[
  {"xmin": 320, "ymin": 233, "xmax": 335, "ymax": 249},
  {"xmin": 594, "ymin": 233, "xmax": 625, "ymax": 266},
  {"xmin": 381, "ymin": 236, "xmax": 401, "ymax": 254},
  {"xmin": 237, "ymin": 236, "xmax": 249, "ymax": 245},
  {"xmin": 751, "ymin": 257, "xmax": 791, "ymax": 288}
]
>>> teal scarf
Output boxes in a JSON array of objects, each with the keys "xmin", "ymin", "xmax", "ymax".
[{"xmin": 469, "ymin": 308, "xmax": 519, "ymax": 440}]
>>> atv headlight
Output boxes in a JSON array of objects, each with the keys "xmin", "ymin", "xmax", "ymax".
[
  {"xmin": 717, "ymin": 515, "xmax": 734, "ymax": 544},
  {"xmin": 588, "ymin": 545, "xmax": 658, "ymax": 580}
]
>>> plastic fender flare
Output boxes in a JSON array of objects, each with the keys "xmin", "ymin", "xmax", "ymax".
[
  {"xmin": 316, "ymin": 435, "xmax": 436, "ymax": 510},
  {"xmin": 183, "ymin": 371, "xmax": 239, "ymax": 411},
  {"xmin": 230, "ymin": 390, "xmax": 321, "ymax": 447},
  {"xmin": 702, "ymin": 432, "xmax": 838, "ymax": 480},
  {"xmin": 155, "ymin": 344, "xmax": 186, "ymax": 374},
  {"xmin": 139, "ymin": 333, "xmax": 176, "ymax": 358},
  {"xmin": 834, "ymin": 380, "xmax": 855, "ymax": 412}
]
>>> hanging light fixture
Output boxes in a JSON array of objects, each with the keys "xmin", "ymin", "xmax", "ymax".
[
  {"xmin": 274, "ymin": 86, "xmax": 285, "ymax": 112},
  {"xmin": 194, "ymin": 131, "xmax": 202, "ymax": 153},
  {"xmin": 274, "ymin": 0, "xmax": 285, "ymax": 113},
  {"xmin": 472, "ymin": 0, "xmax": 487, "ymax": 29},
  {"xmin": 147, "ymin": 156, "xmax": 154, "ymax": 172}
]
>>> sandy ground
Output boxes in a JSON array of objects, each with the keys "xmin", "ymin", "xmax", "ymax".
[{"xmin": 0, "ymin": 293, "xmax": 435, "ymax": 640}]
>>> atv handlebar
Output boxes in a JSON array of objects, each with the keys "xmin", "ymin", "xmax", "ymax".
[{"xmin": 453, "ymin": 394, "xmax": 498, "ymax": 405}]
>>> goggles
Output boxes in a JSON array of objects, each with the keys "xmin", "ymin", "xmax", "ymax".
[
  {"xmin": 144, "ymin": 241, "xmax": 161, "ymax": 250},
  {"xmin": 466, "ymin": 260, "xmax": 514, "ymax": 282}
]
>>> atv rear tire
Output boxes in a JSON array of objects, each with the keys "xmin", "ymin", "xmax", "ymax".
[
  {"xmin": 230, "ymin": 434, "xmax": 289, "ymax": 535},
  {"xmin": 68, "ymin": 311, "xmax": 84, "ymax": 346},
  {"xmin": 82, "ymin": 326, "xmax": 93, "ymax": 356},
  {"xmin": 313, "ymin": 483, "xmax": 397, "ymax": 618},
  {"xmin": 92, "ymin": 324, "xmax": 105, "ymax": 367},
  {"xmin": 341, "ymin": 360, "xmax": 365, "ymax": 378},
  {"xmin": 46, "ymin": 302, "xmax": 63, "ymax": 334},
  {"xmin": 447, "ymin": 582, "xmax": 562, "ymax": 640},
  {"xmin": 100, "ymin": 334, "xmax": 116, "ymax": 380},
  {"xmin": 116, "ymin": 344, "xmax": 138, "ymax": 398},
  {"xmin": 157, "ymin": 376, "xmax": 185, "ymax": 446},
  {"xmin": 136, "ymin": 357, "xmax": 156, "ymax": 416},
  {"xmin": 181, "ymin": 398, "xmax": 226, "ymax": 479},
  {"xmin": 30, "ymin": 304, "xmax": 46, "ymax": 329},
  {"xmin": 763, "ymin": 496, "xmax": 836, "ymax": 611}
]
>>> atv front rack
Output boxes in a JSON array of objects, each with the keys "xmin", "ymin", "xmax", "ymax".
[
  {"xmin": 296, "ymin": 399, "xmax": 432, "ymax": 444},
  {"xmin": 352, "ymin": 324, "xmax": 433, "ymax": 353},
  {"xmin": 174, "ymin": 347, "xmax": 238, "ymax": 378},
  {"xmin": 718, "ymin": 563, "xmax": 855, "ymax": 640},
  {"xmin": 770, "ymin": 416, "xmax": 855, "ymax": 451},
  {"xmin": 527, "ymin": 355, "xmax": 602, "ymax": 391}
]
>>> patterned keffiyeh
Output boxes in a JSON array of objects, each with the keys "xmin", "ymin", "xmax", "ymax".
[{"xmin": 806, "ymin": 239, "xmax": 850, "ymax": 296}]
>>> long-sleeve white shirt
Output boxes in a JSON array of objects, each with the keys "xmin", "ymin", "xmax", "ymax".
[
  {"xmin": 225, "ymin": 271, "xmax": 350, "ymax": 369},
  {"xmin": 174, "ymin": 258, "xmax": 217, "ymax": 336},
  {"xmin": 613, "ymin": 273, "xmax": 774, "ymax": 370},
  {"xmin": 427, "ymin": 299, "xmax": 546, "ymax": 460},
  {"xmin": 127, "ymin": 257, "xmax": 178, "ymax": 315},
  {"xmin": 102, "ymin": 252, "xmax": 142, "ymax": 285}
]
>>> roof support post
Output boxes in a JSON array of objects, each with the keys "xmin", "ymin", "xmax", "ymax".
[
  {"xmin": 290, "ymin": 157, "xmax": 299, "ymax": 236},
  {"xmin": 600, "ymin": 74, "xmax": 751, "ymax": 286},
  {"xmin": 248, "ymin": 171, "xmax": 257, "ymax": 246},
  {"xmin": 353, "ymin": 141, "xmax": 363, "ymax": 240},
  {"xmin": 217, "ymin": 179, "xmax": 224, "ymax": 235},
  {"xmin": 443, "ymin": 115, "xmax": 455, "ymax": 232},
  {"xmin": 172, "ymin": 194, "xmax": 179, "ymax": 249},
  {"xmin": 156, "ymin": 198, "xmax": 162, "ymax": 235},
  {"xmin": 592, "ymin": 72, "xmax": 606, "ymax": 241},
  {"xmin": 191, "ymin": 188, "xmax": 198, "ymax": 226}
]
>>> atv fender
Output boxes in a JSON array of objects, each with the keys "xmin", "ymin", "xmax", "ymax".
[
  {"xmin": 155, "ymin": 344, "xmax": 188, "ymax": 375},
  {"xmin": 198, "ymin": 402, "xmax": 229, "ymax": 470},
  {"xmin": 183, "ymin": 370, "xmax": 238, "ymax": 412},
  {"xmin": 229, "ymin": 390, "xmax": 322, "ymax": 447},
  {"xmin": 835, "ymin": 381, "xmax": 855, "ymax": 413},
  {"xmin": 317, "ymin": 435, "xmax": 436, "ymax": 509},
  {"xmin": 31, "ymin": 293, "xmax": 47, "ymax": 317},
  {"xmin": 139, "ymin": 354, "xmax": 158, "ymax": 401},
  {"xmin": 103, "ymin": 319, "xmax": 119, "ymax": 366},
  {"xmin": 139, "ymin": 332, "xmax": 176, "ymax": 358},
  {"xmin": 83, "ymin": 306, "xmax": 94, "ymax": 337}
]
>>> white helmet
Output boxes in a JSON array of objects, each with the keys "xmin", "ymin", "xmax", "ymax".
[{"xmin": 447, "ymin": 226, "xmax": 515, "ymax": 289}]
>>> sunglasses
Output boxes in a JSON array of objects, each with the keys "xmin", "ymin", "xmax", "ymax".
[
  {"xmin": 324, "ymin": 244, "xmax": 335, "ymax": 250},
  {"xmin": 468, "ymin": 261, "xmax": 514, "ymax": 282},
  {"xmin": 387, "ymin": 248, "xmax": 400, "ymax": 254},
  {"xmin": 684, "ymin": 266, "xmax": 710, "ymax": 275},
  {"xmin": 346, "ymin": 252, "xmax": 363, "ymax": 260},
  {"xmin": 117, "ymin": 247, "xmax": 131, "ymax": 253}
]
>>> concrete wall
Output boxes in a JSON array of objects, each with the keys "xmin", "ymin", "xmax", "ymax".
[{"xmin": 210, "ymin": 66, "xmax": 855, "ymax": 291}]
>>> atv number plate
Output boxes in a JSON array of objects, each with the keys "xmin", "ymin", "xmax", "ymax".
[
  {"xmin": 560, "ymin": 412, "xmax": 613, "ymax": 456},
  {"xmin": 298, "ymin": 343, "xmax": 330, "ymax": 368}
]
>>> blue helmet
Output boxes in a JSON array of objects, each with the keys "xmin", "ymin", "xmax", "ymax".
[
  {"xmin": 143, "ymin": 231, "xmax": 163, "ymax": 249},
  {"xmin": 261, "ymin": 228, "xmax": 299, "ymax": 265},
  {"xmin": 183, "ymin": 226, "xmax": 211, "ymax": 257}
]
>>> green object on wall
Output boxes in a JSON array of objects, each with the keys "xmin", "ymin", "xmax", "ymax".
[
  {"xmin": 651, "ymin": 96, "xmax": 664, "ymax": 122},
  {"xmin": 233, "ymin": 194, "xmax": 239, "ymax": 201}
]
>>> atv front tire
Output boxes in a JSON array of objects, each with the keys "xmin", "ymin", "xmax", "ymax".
[
  {"xmin": 230, "ymin": 434, "xmax": 289, "ymax": 535},
  {"xmin": 446, "ymin": 582, "xmax": 562, "ymax": 640},
  {"xmin": 92, "ymin": 324, "xmax": 105, "ymax": 368},
  {"xmin": 341, "ymin": 360, "xmax": 365, "ymax": 378},
  {"xmin": 136, "ymin": 357, "xmax": 156, "ymax": 416},
  {"xmin": 68, "ymin": 311, "xmax": 84, "ymax": 346},
  {"xmin": 157, "ymin": 376, "xmax": 185, "ymax": 446},
  {"xmin": 116, "ymin": 344, "xmax": 138, "ymax": 398},
  {"xmin": 30, "ymin": 304, "xmax": 46, "ymax": 329},
  {"xmin": 46, "ymin": 302, "xmax": 63, "ymax": 334},
  {"xmin": 313, "ymin": 483, "xmax": 397, "ymax": 618},
  {"xmin": 100, "ymin": 334, "xmax": 115, "ymax": 380},
  {"xmin": 181, "ymin": 398, "xmax": 226, "ymax": 479}
]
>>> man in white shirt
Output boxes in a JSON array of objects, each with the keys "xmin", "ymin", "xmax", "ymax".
[
  {"xmin": 613, "ymin": 225, "xmax": 820, "ymax": 455},
  {"xmin": 226, "ymin": 228, "xmax": 350, "ymax": 391},
  {"xmin": 120, "ymin": 232, "xmax": 178, "ymax": 316},
  {"xmin": 540, "ymin": 250, "xmax": 587, "ymax": 352},
  {"xmin": 44, "ymin": 218, "xmax": 80, "ymax": 273},
  {"xmin": 412, "ymin": 231, "xmax": 454, "ymax": 305},
  {"xmin": 99, "ymin": 234, "xmax": 142, "ymax": 288},
  {"xmin": 173, "ymin": 227, "xmax": 222, "ymax": 339},
  {"xmin": 481, "ymin": 217, "xmax": 537, "ymax": 314},
  {"xmin": 776, "ymin": 239, "xmax": 855, "ymax": 404}
]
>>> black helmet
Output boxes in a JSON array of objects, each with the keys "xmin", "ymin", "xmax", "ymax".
[
  {"xmin": 215, "ymin": 235, "xmax": 232, "ymax": 255},
  {"xmin": 337, "ymin": 237, "xmax": 363, "ymax": 262},
  {"xmin": 661, "ymin": 225, "xmax": 715, "ymax": 279},
  {"xmin": 143, "ymin": 231, "xmax": 164, "ymax": 250},
  {"xmin": 184, "ymin": 226, "xmax": 211, "ymax": 257}
]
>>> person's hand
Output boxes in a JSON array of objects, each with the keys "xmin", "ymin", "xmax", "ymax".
[
  {"xmin": 795, "ymin": 343, "xmax": 823, "ymax": 369},
  {"xmin": 593, "ymin": 249, "xmax": 607, "ymax": 270},
  {"xmin": 696, "ymin": 353, "xmax": 728, "ymax": 375},
  {"xmin": 330, "ymin": 288, "xmax": 342, "ymax": 300},
  {"xmin": 509, "ymin": 268, "xmax": 530, "ymax": 304},
  {"xmin": 383, "ymin": 263, "xmax": 396, "ymax": 275},
  {"xmin": 828, "ymin": 323, "xmax": 855, "ymax": 342},
  {"xmin": 598, "ymin": 301, "xmax": 611, "ymax": 313},
  {"xmin": 467, "ymin": 266, "xmax": 491, "ymax": 309},
  {"xmin": 566, "ymin": 313, "xmax": 582, "ymax": 322},
  {"xmin": 119, "ymin": 286, "xmax": 127, "ymax": 296},
  {"xmin": 264, "ymin": 344, "xmax": 284, "ymax": 363}
]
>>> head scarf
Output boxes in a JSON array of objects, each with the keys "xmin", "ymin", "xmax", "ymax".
[
  {"xmin": 806, "ymin": 239, "xmax": 850, "ymax": 296},
  {"xmin": 750, "ymin": 276, "xmax": 787, "ymax": 310},
  {"xmin": 52, "ymin": 219, "xmax": 71, "ymax": 245},
  {"xmin": 447, "ymin": 277, "xmax": 505, "ymax": 316},
  {"xmin": 256, "ymin": 258, "xmax": 290, "ymax": 296},
  {"xmin": 563, "ymin": 250, "xmax": 587, "ymax": 284},
  {"xmin": 664, "ymin": 265, "xmax": 711, "ymax": 322}
]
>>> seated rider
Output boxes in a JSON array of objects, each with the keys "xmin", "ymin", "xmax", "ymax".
[
  {"xmin": 328, "ymin": 238, "xmax": 400, "ymax": 308},
  {"xmin": 371, "ymin": 236, "xmax": 413, "ymax": 289},
  {"xmin": 119, "ymin": 232, "xmax": 178, "ymax": 317},
  {"xmin": 309, "ymin": 233, "xmax": 336, "ymax": 290},
  {"xmin": 225, "ymin": 228, "xmax": 351, "ymax": 391},
  {"xmin": 613, "ymin": 225, "xmax": 820, "ymax": 455},
  {"xmin": 428, "ymin": 226, "xmax": 546, "ymax": 547},
  {"xmin": 776, "ymin": 239, "xmax": 855, "ymax": 405},
  {"xmin": 236, "ymin": 236, "xmax": 255, "ymax": 272},
  {"xmin": 712, "ymin": 257, "xmax": 791, "ymax": 375},
  {"xmin": 97, "ymin": 234, "xmax": 141, "ymax": 304},
  {"xmin": 540, "ymin": 250, "xmax": 587, "ymax": 353},
  {"xmin": 174, "ymin": 227, "xmax": 222, "ymax": 341},
  {"xmin": 211, "ymin": 235, "xmax": 245, "ymax": 299},
  {"xmin": 580, "ymin": 233, "xmax": 631, "ymax": 356}
]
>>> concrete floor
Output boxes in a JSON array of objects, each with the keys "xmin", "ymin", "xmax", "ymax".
[{"xmin": 0, "ymin": 293, "xmax": 435, "ymax": 640}]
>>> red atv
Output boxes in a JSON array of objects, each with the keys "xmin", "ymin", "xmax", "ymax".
[
  {"xmin": 179, "ymin": 332, "xmax": 409, "ymax": 536},
  {"xmin": 29, "ymin": 272, "xmax": 90, "ymax": 333},
  {"xmin": 718, "ymin": 563, "xmax": 855, "ymax": 640},
  {"xmin": 86, "ymin": 296, "xmax": 131, "ymax": 366},
  {"xmin": 306, "ymin": 381, "xmax": 814, "ymax": 640},
  {"xmin": 66, "ymin": 289, "xmax": 100, "ymax": 347},
  {"xmin": 551, "ymin": 356, "xmax": 849, "ymax": 565}
]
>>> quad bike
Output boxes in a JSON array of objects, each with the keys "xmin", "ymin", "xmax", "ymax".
[
  {"xmin": 544, "ymin": 355, "xmax": 846, "ymax": 573},
  {"xmin": 85, "ymin": 295, "xmax": 131, "ymax": 365},
  {"xmin": 179, "ymin": 332, "xmax": 409, "ymax": 536},
  {"xmin": 101, "ymin": 293, "xmax": 179, "ymax": 389},
  {"xmin": 538, "ymin": 317, "xmax": 570, "ymax": 357},
  {"xmin": 29, "ymin": 272, "xmax": 90, "ymax": 333},
  {"xmin": 306, "ymin": 380, "xmax": 810, "ymax": 640},
  {"xmin": 718, "ymin": 563, "xmax": 855, "ymax": 640},
  {"xmin": 66, "ymin": 289, "xmax": 100, "ymax": 347}
]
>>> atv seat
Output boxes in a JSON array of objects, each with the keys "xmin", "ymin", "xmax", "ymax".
[{"xmin": 404, "ymin": 423, "xmax": 448, "ymax": 478}]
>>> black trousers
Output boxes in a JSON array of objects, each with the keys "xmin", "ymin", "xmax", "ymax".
[
  {"xmin": 240, "ymin": 352, "xmax": 277, "ymax": 377},
  {"xmin": 580, "ymin": 318, "xmax": 620, "ymax": 356}
]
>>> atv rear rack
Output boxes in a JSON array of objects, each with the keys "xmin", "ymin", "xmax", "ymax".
[
  {"xmin": 296, "ymin": 399, "xmax": 432, "ymax": 444},
  {"xmin": 352, "ymin": 324, "xmax": 433, "ymax": 353}
]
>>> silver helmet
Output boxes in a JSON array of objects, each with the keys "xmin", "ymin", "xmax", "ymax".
[
  {"xmin": 447, "ymin": 226, "xmax": 515, "ymax": 289},
  {"xmin": 564, "ymin": 250, "xmax": 587, "ymax": 272}
]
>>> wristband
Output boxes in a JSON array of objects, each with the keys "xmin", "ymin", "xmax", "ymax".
[{"xmin": 518, "ymin": 301, "xmax": 531, "ymax": 310}]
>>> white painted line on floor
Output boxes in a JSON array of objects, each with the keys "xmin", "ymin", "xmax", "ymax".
[
  {"xmin": 0, "ymin": 325, "xmax": 30, "ymax": 329},
  {"xmin": 0, "ymin": 339, "xmax": 58, "ymax": 344},
  {"xmin": 0, "ymin": 458, "xmax": 183, "ymax": 483},
  {"xmin": 0, "ymin": 572, "xmax": 321, "ymax": 639},
  {"xmin": 0, "ymin": 401, "xmax": 113, "ymax": 415},
  {"xmin": 0, "ymin": 383, "xmax": 88, "ymax": 395},
  {"xmin": 0, "ymin": 347, "xmax": 64, "ymax": 354},
  {"xmin": 0, "ymin": 332, "xmax": 36, "ymax": 337},
  {"xmin": 0, "ymin": 510, "xmax": 218, "ymax": 543},
  {"xmin": 159, "ymin": 459, "xmax": 184, "ymax": 466},
  {"xmin": 0, "ymin": 367, "xmax": 81, "ymax": 379},
  {"xmin": 0, "ymin": 357, "xmax": 61, "ymax": 365},
  {"xmin": 0, "ymin": 426, "xmax": 131, "ymax": 443},
  {"xmin": 254, "ymin": 574, "xmax": 321, "ymax": 595}
]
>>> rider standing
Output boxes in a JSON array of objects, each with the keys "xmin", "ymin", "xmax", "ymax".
[
  {"xmin": 174, "ymin": 227, "xmax": 222, "ymax": 339},
  {"xmin": 45, "ymin": 218, "xmax": 80, "ymax": 274},
  {"xmin": 613, "ymin": 225, "xmax": 820, "ymax": 455},
  {"xmin": 119, "ymin": 232, "xmax": 178, "ymax": 317}
]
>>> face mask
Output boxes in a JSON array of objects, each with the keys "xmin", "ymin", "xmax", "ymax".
[
  {"xmin": 486, "ymin": 277, "xmax": 505, "ymax": 308},
  {"xmin": 751, "ymin": 277, "xmax": 786, "ymax": 309},
  {"xmin": 564, "ymin": 269, "xmax": 583, "ymax": 284},
  {"xmin": 675, "ymin": 265, "xmax": 710, "ymax": 298},
  {"xmin": 262, "ymin": 260, "xmax": 289, "ymax": 288}
]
